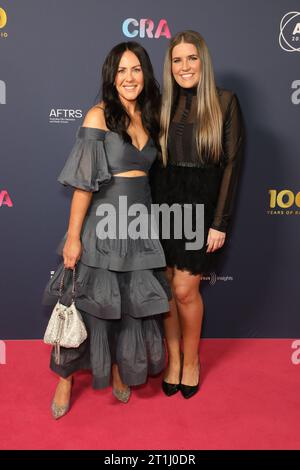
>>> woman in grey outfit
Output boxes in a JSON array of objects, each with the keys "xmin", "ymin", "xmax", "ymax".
[{"xmin": 43, "ymin": 42, "xmax": 171, "ymax": 418}]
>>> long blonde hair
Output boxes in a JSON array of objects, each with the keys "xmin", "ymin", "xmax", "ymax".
[{"xmin": 160, "ymin": 30, "xmax": 223, "ymax": 166}]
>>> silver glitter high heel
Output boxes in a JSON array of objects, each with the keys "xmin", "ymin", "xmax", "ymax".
[
  {"xmin": 51, "ymin": 400, "xmax": 70, "ymax": 420},
  {"xmin": 112, "ymin": 386, "xmax": 131, "ymax": 403},
  {"xmin": 51, "ymin": 377, "xmax": 73, "ymax": 419}
]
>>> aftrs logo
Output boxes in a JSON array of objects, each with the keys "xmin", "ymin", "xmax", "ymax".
[
  {"xmin": 291, "ymin": 80, "xmax": 300, "ymax": 104},
  {"xmin": 49, "ymin": 108, "xmax": 83, "ymax": 124},
  {"xmin": 0, "ymin": 190, "xmax": 13, "ymax": 207},
  {"xmin": 279, "ymin": 12, "xmax": 300, "ymax": 52},
  {"xmin": 291, "ymin": 340, "xmax": 300, "ymax": 364},
  {"xmin": 122, "ymin": 18, "xmax": 171, "ymax": 39},
  {"xmin": 0, "ymin": 341, "xmax": 6, "ymax": 364},
  {"xmin": 0, "ymin": 79, "xmax": 5, "ymax": 104}
]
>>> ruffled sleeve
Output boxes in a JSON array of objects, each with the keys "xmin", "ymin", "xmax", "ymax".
[{"xmin": 57, "ymin": 126, "xmax": 112, "ymax": 192}]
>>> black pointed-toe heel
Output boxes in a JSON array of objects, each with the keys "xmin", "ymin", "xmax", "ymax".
[
  {"xmin": 162, "ymin": 352, "xmax": 184, "ymax": 397},
  {"xmin": 180, "ymin": 382, "xmax": 199, "ymax": 399},
  {"xmin": 180, "ymin": 362, "xmax": 200, "ymax": 399},
  {"xmin": 162, "ymin": 380, "xmax": 180, "ymax": 396}
]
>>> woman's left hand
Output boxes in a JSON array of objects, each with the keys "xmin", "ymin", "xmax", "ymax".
[{"xmin": 206, "ymin": 228, "xmax": 226, "ymax": 253}]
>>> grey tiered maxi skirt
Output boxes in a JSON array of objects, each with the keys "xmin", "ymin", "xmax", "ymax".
[{"xmin": 43, "ymin": 176, "xmax": 171, "ymax": 389}]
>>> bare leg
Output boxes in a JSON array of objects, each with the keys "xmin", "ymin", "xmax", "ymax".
[
  {"xmin": 112, "ymin": 364, "xmax": 129, "ymax": 392},
  {"xmin": 172, "ymin": 268, "xmax": 203, "ymax": 386},
  {"xmin": 163, "ymin": 267, "xmax": 182, "ymax": 384}
]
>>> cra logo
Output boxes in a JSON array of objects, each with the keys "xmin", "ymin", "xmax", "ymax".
[
  {"xmin": 0, "ymin": 190, "xmax": 13, "ymax": 207},
  {"xmin": 122, "ymin": 18, "xmax": 171, "ymax": 39}
]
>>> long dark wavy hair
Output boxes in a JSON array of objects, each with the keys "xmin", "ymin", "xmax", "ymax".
[{"xmin": 95, "ymin": 42, "xmax": 161, "ymax": 147}]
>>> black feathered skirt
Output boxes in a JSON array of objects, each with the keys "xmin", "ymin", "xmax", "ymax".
[
  {"xmin": 43, "ymin": 176, "xmax": 171, "ymax": 389},
  {"xmin": 150, "ymin": 163, "xmax": 224, "ymax": 275}
]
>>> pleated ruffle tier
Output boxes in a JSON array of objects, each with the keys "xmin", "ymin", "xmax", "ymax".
[
  {"xmin": 43, "ymin": 260, "xmax": 171, "ymax": 320},
  {"xmin": 49, "ymin": 307, "xmax": 165, "ymax": 389},
  {"xmin": 43, "ymin": 175, "xmax": 171, "ymax": 388}
]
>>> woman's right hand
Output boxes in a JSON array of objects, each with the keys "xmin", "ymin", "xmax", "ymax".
[{"xmin": 63, "ymin": 236, "xmax": 82, "ymax": 269}]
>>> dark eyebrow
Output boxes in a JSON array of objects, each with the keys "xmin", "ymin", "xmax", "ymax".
[{"xmin": 118, "ymin": 64, "xmax": 142, "ymax": 69}]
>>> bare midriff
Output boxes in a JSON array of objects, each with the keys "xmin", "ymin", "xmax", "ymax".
[{"xmin": 114, "ymin": 170, "xmax": 147, "ymax": 177}]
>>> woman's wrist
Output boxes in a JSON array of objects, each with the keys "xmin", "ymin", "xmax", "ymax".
[{"xmin": 66, "ymin": 232, "xmax": 81, "ymax": 242}]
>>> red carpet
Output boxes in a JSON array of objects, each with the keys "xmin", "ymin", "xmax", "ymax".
[{"xmin": 0, "ymin": 339, "xmax": 299, "ymax": 450}]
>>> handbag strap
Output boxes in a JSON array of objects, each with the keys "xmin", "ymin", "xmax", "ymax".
[{"xmin": 58, "ymin": 266, "xmax": 76, "ymax": 303}]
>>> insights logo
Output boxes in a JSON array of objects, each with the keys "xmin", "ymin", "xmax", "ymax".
[
  {"xmin": 49, "ymin": 108, "xmax": 83, "ymax": 124},
  {"xmin": 267, "ymin": 189, "xmax": 300, "ymax": 216},
  {"xmin": 0, "ymin": 190, "xmax": 13, "ymax": 207},
  {"xmin": 122, "ymin": 18, "xmax": 171, "ymax": 39},
  {"xmin": 291, "ymin": 80, "xmax": 300, "ymax": 104},
  {"xmin": 0, "ymin": 340, "xmax": 6, "ymax": 364},
  {"xmin": 201, "ymin": 273, "xmax": 233, "ymax": 286},
  {"xmin": 279, "ymin": 12, "xmax": 300, "ymax": 52},
  {"xmin": 0, "ymin": 79, "xmax": 5, "ymax": 104}
]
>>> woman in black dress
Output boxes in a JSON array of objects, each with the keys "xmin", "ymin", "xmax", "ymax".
[{"xmin": 151, "ymin": 31, "xmax": 244, "ymax": 398}]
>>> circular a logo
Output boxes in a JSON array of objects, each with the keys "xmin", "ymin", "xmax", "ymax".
[
  {"xmin": 0, "ymin": 7, "xmax": 7, "ymax": 29},
  {"xmin": 279, "ymin": 11, "xmax": 300, "ymax": 52}
]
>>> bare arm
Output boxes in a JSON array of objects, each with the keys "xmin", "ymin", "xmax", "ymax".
[
  {"xmin": 63, "ymin": 189, "xmax": 92, "ymax": 268},
  {"xmin": 63, "ymin": 106, "xmax": 107, "ymax": 268}
]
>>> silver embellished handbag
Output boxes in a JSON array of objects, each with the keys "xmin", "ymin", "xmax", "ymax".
[{"xmin": 43, "ymin": 266, "xmax": 87, "ymax": 365}]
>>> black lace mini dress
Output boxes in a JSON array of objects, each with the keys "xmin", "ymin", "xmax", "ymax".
[{"xmin": 150, "ymin": 87, "xmax": 244, "ymax": 275}]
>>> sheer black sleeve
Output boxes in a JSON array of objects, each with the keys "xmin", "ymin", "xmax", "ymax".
[{"xmin": 211, "ymin": 94, "xmax": 245, "ymax": 232}]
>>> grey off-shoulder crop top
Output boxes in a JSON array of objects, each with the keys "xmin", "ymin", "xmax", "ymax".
[{"xmin": 58, "ymin": 126, "xmax": 157, "ymax": 192}]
